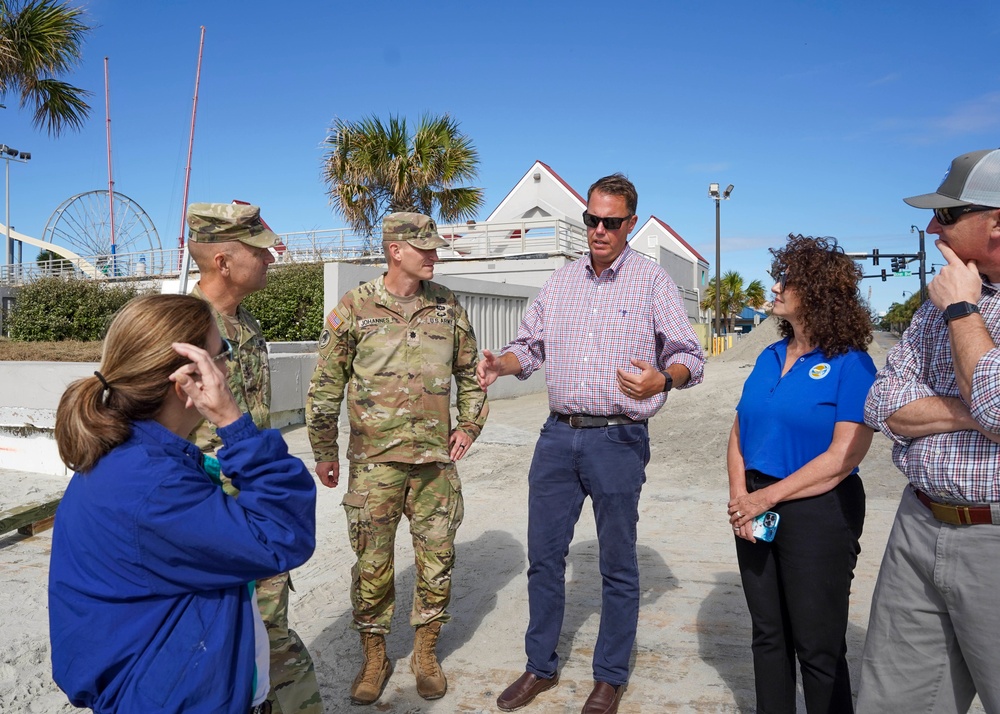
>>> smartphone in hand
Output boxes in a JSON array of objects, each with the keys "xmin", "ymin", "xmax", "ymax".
[{"xmin": 752, "ymin": 511, "xmax": 780, "ymax": 542}]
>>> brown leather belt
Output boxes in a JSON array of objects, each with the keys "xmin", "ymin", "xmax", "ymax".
[
  {"xmin": 553, "ymin": 413, "xmax": 646, "ymax": 429},
  {"xmin": 914, "ymin": 487, "xmax": 999, "ymax": 526}
]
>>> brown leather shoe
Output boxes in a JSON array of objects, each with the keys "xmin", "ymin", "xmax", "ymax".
[
  {"xmin": 496, "ymin": 671, "xmax": 559, "ymax": 711},
  {"xmin": 581, "ymin": 681, "xmax": 625, "ymax": 714}
]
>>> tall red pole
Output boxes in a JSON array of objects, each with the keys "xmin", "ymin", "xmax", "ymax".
[
  {"xmin": 178, "ymin": 27, "xmax": 205, "ymax": 253},
  {"xmin": 104, "ymin": 57, "xmax": 116, "ymax": 273}
]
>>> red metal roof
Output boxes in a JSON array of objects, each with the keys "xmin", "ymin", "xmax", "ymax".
[{"xmin": 535, "ymin": 160, "xmax": 587, "ymax": 205}]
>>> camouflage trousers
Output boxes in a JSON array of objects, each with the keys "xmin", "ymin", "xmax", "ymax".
[
  {"xmin": 343, "ymin": 461, "xmax": 465, "ymax": 634},
  {"xmin": 256, "ymin": 572, "xmax": 323, "ymax": 713}
]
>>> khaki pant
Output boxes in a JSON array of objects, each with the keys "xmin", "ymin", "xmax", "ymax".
[
  {"xmin": 858, "ymin": 487, "xmax": 1000, "ymax": 713},
  {"xmin": 256, "ymin": 572, "xmax": 322, "ymax": 713},
  {"xmin": 343, "ymin": 461, "xmax": 465, "ymax": 633}
]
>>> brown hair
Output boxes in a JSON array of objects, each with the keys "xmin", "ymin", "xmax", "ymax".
[
  {"xmin": 54, "ymin": 294, "xmax": 215, "ymax": 473},
  {"xmin": 770, "ymin": 234, "xmax": 872, "ymax": 357},
  {"xmin": 587, "ymin": 173, "xmax": 638, "ymax": 216}
]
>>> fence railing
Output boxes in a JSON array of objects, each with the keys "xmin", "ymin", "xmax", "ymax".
[{"xmin": 0, "ymin": 217, "xmax": 590, "ymax": 286}]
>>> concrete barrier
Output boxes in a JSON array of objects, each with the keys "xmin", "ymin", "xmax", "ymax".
[
  {"xmin": 0, "ymin": 343, "xmax": 542, "ymax": 477},
  {"xmin": 0, "ymin": 345, "xmax": 320, "ymax": 477}
]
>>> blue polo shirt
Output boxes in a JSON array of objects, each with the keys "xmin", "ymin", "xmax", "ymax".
[{"xmin": 736, "ymin": 339, "xmax": 877, "ymax": 479}]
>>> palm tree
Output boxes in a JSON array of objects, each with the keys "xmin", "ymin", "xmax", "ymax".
[
  {"xmin": 880, "ymin": 293, "xmax": 921, "ymax": 334},
  {"xmin": 0, "ymin": 0, "xmax": 91, "ymax": 136},
  {"xmin": 322, "ymin": 113, "xmax": 485, "ymax": 245},
  {"xmin": 701, "ymin": 270, "xmax": 768, "ymax": 334}
]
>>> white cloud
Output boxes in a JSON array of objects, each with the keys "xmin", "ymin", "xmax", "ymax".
[
  {"xmin": 868, "ymin": 72, "xmax": 900, "ymax": 87},
  {"xmin": 931, "ymin": 92, "xmax": 1000, "ymax": 135}
]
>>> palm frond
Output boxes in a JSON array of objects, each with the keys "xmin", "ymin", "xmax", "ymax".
[
  {"xmin": 0, "ymin": 0, "xmax": 91, "ymax": 135},
  {"xmin": 321, "ymin": 112, "xmax": 482, "ymax": 241}
]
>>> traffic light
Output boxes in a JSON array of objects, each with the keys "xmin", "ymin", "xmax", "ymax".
[
  {"xmin": 872, "ymin": 248, "xmax": 879, "ymax": 266},
  {"xmin": 881, "ymin": 269, "xmax": 887, "ymax": 282},
  {"xmin": 891, "ymin": 257, "xmax": 902, "ymax": 272}
]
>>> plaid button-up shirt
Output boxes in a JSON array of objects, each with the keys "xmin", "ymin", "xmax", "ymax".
[
  {"xmin": 865, "ymin": 282, "xmax": 1000, "ymax": 503},
  {"xmin": 502, "ymin": 246, "xmax": 705, "ymax": 421}
]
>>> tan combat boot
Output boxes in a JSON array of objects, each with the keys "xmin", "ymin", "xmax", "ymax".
[
  {"xmin": 410, "ymin": 621, "xmax": 447, "ymax": 700},
  {"xmin": 350, "ymin": 632, "xmax": 392, "ymax": 705}
]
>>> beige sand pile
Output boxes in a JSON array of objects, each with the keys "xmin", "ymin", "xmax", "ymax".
[
  {"xmin": 715, "ymin": 317, "xmax": 782, "ymax": 364},
  {"xmin": 715, "ymin": 317, "xmax": 887, "ymax": 365}
]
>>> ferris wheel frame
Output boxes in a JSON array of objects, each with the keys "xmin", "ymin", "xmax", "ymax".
[{"xmin": 42, "ymin": 190, "xmax": 162, "ymax": 277}]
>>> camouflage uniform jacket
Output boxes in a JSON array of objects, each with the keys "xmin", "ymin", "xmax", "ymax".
[
  {"xmin": 189, "ymin": 283, "xmax": 271, "ymax": 453},
  {"xmin": 307, "ymin": 275, "xmax": 488, "ymax": 465}
]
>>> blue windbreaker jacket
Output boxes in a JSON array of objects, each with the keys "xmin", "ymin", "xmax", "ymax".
[{"xmin": 49, "ymin": 413, "xmax": 316, "ymax": 713}]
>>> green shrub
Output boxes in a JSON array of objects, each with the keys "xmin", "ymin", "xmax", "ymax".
[
  {"xmin": 241, "ymin": 262, "xmax": 325, "ymax": 341},
  {"xmin": 6, "ymin": 262, "xmax": 325, "ymax": 343},
  {"xmin": 8, "ymin": 278, "xmax": 146, "ymax": 341}
]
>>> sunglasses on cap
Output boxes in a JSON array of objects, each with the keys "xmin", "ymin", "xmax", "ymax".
[
  {"xmin": 933, "ymin": 204, "xmax": 996, "ymax": 226},
  {"xmin": 212, "ymin": 338, "xmax": 236, "ymax": 363},
  {"xmin": 582, "ymin": 212, "xmax": 633, "ymax": 230}
]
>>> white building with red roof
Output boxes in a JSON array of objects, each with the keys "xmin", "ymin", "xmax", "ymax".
[{"xmin": 435, "ymin": 160, "xmax": 707, "ymax": 323}]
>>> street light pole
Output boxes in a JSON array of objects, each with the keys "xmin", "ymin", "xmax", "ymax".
[
  {"xmin": 911, "ymin": 225, "xmax": 927, "ymax": 302},
  {"xmin": 1, "ymin": 143, "xmax": 31, "ymax": 277},
  {"xmin": 709, "ymin": 183, "xmax": 734, "ymax": 354}
]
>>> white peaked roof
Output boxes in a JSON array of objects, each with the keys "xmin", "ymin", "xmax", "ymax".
[
  {"xmin": 631, "ymin": 216, "xmax": 708, "ymax": 266},
  {"xmin": 487, "ymin": 160, "xmax": 587, "ymax": 223}
]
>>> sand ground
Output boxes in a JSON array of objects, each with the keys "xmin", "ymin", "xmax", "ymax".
[{"xmin": 0, "ymin": 324, "xmax": 985, "ymax": 713}]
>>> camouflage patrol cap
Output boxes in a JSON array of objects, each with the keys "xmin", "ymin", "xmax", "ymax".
[
  {"xmin": 382, "ymin": 212, "xmax": 448, "ymax": 249},
  {"xmin": 186, "ymin": 203, "xmax": 280, "ymax": 248}
]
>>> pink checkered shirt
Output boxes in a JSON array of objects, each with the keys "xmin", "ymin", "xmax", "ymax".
[
  {"xmin": 865, "ymin": 282, "xmax": 1000, "ymax": 503},
  {"xmin": 501, "ymin": 246, "xmax": 705, "ymax": 421}
]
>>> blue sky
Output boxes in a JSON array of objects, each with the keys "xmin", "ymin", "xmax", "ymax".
[{"xmin": 3, "ymin": 0, "xmax": 999, "ymax": 313}]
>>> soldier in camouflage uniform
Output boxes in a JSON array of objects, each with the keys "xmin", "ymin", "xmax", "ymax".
[
  {"xmin": 307, "ymin": 212, "xmax": 488, "ymax": 706},
  {"xmin": 186, "ymin": 203, "xmax": 322, "ymax": 714}
]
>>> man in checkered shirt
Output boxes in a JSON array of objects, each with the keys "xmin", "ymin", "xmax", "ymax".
[
  {"xmin": 477, "ymin": 173, "xmax": 704, "ymax": 714},
  {"xmin": 860, "ymin": 149, "xmax": 1000, "ymax": 713}
]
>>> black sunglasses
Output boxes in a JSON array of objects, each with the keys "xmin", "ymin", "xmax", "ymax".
[
  {"xmin": 212, "ymin": 338, "xmax": 236, "ymax": 363},
  {"xmin": 582, "ymin": 211, "xmax": 632, "ymax": 230},
  {"xmin": 770, "ymin": 270, "xmax": 789, "ymax": 292},
  {"xmin": 933, "ymin": 204, "xmax": 996, "ymax": 226}
]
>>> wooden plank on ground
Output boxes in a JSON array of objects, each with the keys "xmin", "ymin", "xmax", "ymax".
[
  {"xmin": 0, "ymin": 498, "xmax": 61, "ymax": 536},
  {"xmin": 18, "ymin": 514, "xmax": 56, "ymax": 536}
]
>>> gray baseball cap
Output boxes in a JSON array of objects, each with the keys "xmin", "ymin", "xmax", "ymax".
[
  {"xmin": 186, "ymin": 203, "xmax": 280, "ymax": 248},
  {"xmin": 381, "ymin": 212, "xmax": 448, "ymax": 249},
  {"xmin": 904, "ymin": 149, "xmax": 1000, "ymax": 209}
]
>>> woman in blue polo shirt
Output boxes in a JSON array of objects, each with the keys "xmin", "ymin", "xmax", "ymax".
[{"xmin": 726, "ymin": 234, "xmax": 877, "ymax": 714}]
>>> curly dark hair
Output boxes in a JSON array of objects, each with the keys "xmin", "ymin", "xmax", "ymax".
[{"xmin": 769, "ymin": 234, "xmax": 872, "ymax": 357}]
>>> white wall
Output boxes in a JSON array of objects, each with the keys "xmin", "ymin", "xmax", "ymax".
[{"xmin": 0, "ymin": 347, "xmax": 319, "ymax": 476}]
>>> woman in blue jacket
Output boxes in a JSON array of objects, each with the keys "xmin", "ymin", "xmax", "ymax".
[
  {"xmin": 49, "ymin": 293, "xmax": 317, "ymax": 714},
  {"xmin": 727, "ymin": 235, "xmax": 876, "ymax": 714}
]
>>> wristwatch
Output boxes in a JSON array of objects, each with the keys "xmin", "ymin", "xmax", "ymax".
[
  {"xmin": 659, "ymin": 370, "xmax": 673, "ymax": 392},
  {"xmin": 943, "ymin": 301, "xmax": 980, "ymax": 324}
]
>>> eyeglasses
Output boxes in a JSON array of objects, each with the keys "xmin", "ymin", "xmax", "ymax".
[
  {"xmin": 771, "ymin": 271, "xmax": 789, "ymax": 292},
  {"xmin": 933, "ymin": 204, "xmax": 997, "ymax": 226},
  {"xmin": 582, "ymin": 212, "xmax": 633, "ymax": 230},
  {"xmin": 213, "ymin": 338, "xmax": 236, "ymax": 363}
]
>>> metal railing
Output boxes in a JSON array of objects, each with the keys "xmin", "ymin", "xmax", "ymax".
[{"xmin": 0, "ymin": 217, "xmax": 590, "ymax": 286}]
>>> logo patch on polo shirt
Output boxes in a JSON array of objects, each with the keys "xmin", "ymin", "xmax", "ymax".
[{"xmin": 809, "ymin": 363, "xmax": 831, "ymax": 379}]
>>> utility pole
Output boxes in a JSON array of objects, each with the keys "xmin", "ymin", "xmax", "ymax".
[{"xmin": 911, "ymin": 225, "xmax": 927, "ymax": 302}]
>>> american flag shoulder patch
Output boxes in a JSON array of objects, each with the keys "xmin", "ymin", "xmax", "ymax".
[{"xmin": 327, "ymin": 308, "xmax": 345, "ymax": 330}]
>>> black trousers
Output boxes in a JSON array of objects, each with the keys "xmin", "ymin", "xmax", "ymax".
[{"xmin": 735, "ymin": 470, "xmax": 865, "ymax": 714}]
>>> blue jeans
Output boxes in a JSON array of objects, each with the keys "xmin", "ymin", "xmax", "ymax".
[{"xmin": 524, "ymin": 414, "xmax": 650, "ymax": 686}]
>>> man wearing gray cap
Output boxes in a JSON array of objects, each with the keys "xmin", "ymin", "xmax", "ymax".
[
  {"xmin": 187, "ymin": 202, "xmax": 323, "ymax": 714},
  {"xmin": 860, "ymin": 150, "xmax": 1000, "ymax": 712},
  {"xmin": 307, "ymin": 212, "xmax": 488, "ymax": 705}
]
